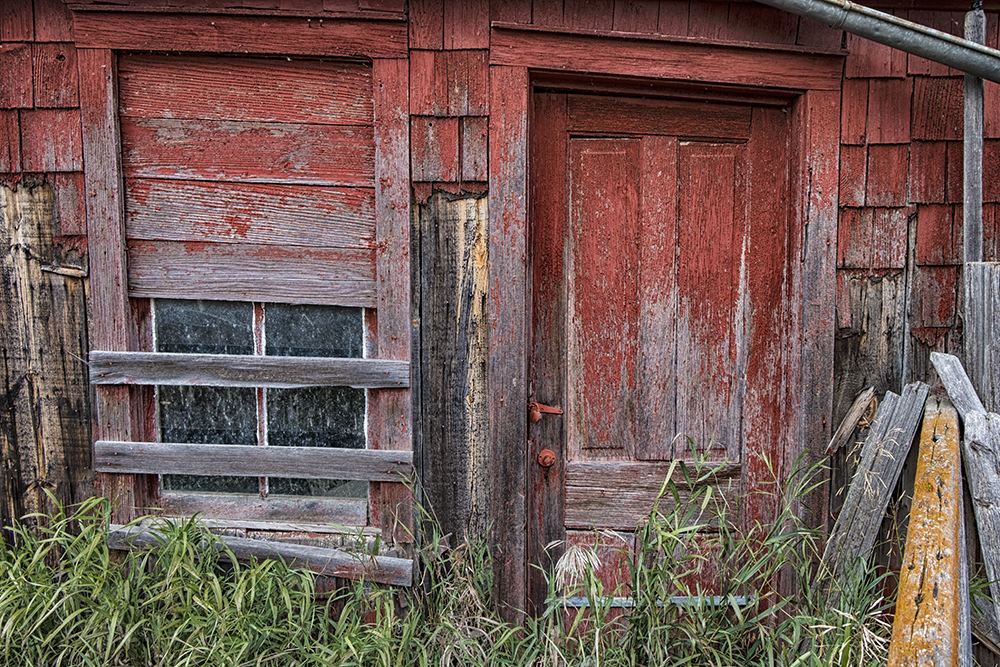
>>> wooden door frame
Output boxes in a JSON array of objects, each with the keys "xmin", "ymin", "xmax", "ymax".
[{"xmin": 486, "ymin": 24, "xmax": 845, "ymax": 615}]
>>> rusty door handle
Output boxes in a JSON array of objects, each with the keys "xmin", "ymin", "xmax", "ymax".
[{"xmin": 529, "ymin": 400, "xmax": 563, "ymax": 423}]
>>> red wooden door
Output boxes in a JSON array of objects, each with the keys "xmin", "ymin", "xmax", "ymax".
[{"xmin": 528, "ymin": 91, "xmax": 792, "ymax": 604}]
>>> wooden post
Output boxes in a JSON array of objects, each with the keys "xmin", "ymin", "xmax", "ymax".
[
  {"xmin": 888, "ymin": 397, "xmax": 965, "ymax": 666},
  {"xmin": 964, "ymin": 5, "xmax": 985, "ymax": 264},
  {"xmin": 964, "ymin": 264, "xmax": 1000, "ymax": 411}
]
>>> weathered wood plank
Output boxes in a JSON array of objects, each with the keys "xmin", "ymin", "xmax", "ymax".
[
  {"xmin": 566, "ymin": 94, "xmax": 751, "ymax": 139},
  {"xmin": 71, "ymin": 12, "xmax": 408, "ymax": 58},
  {"xmin": 109, "ymin": 523, "xmax": 413, "ymax": 586},
  {"xmin": 126, "ymin": 240, "xmax": 375, "ymax": 307},
  {"xmin": 118, "ymin": 55, "xmax": 372, "ymax": 125},
  {"xmin": 931, "ymin": 351, "xmax": 988, "ymax": 418},
  {"xmin": 564, "ymin": 461, "xmax": 741, "ymax": 530},
  {"xmin": 965, "ymin": 10, "xmax": 986, "ymax": 264},
  {"xmin": 964, "ymin": 262, "xmax": 1000, "ymax": 411},
  {"xmin": 888, "ymin": 396, "xmax": 965, "ymax": 667},
  {"xmin": 961, "ymin": 411, "xmax": 1000, "ymax": 642},
  {"xmin": 823, "ymin": 382, "xmax": 930, "ymax": 588},
  {"xmin": 156, "ymin": 492, "xmax": 368, "ymax": 527},
  {"xmin": 125, "ymin": 179, "xmax": 375, "ymax": 249},
  {"xmin": 95, "ymin": 441, "xmax": 412, "ymax": 482},
  {"xmin": 490, "ymin": 25, "xmax": 844, "ymax": 91},
  {"xmin": 826, "ymin": 386, "xmax": 875, "ymax": 455},
  {"xmin": 120, "ymin": 118, "xmax": 374, "ymax": 187},
  {"xmin": 89, "ymin": 351, "xmax": 409, "ymax": 389}
]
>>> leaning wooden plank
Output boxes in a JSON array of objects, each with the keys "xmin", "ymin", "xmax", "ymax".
[
  {"xmin": 826, "ymin": 386, "xmax": 876, "ymax": 455},
  {"xmin": 931, "ymin": 351, "xmax": 987, "ymax": 419},
  {"xmin": 823, "ymin": 382, "xmax": 930, "ymax": 587},
  {"xmin": 155, "ymin": 492, "xmax": 368, "ymax": 528},
  {"xmin": 89, "ymin": 351, "xmax": 409, "ymax": 389},
  {"xmin": 964, "ymin": 262, "xmax": 1000, "ymax": 411},
  {"xmin": 888, "ymin": 397, "xmax": 965, "ymax": 666},
  {"xmin": 962, "ymin": 411, "xmax": 1000, "ymax": 636},
  {"xmin": 108, "ymin": 523, "xmax": 412, "ymax": 586},
  {"xmin": 94, "ymin": 441, "xmax": 412, "ymax": 482}
]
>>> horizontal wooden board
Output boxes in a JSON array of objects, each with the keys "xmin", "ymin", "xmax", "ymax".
[
  {"xmin": 125, "ymin": 179, "xmax": 375, "ymax": 248},
  {"xmin": 564, "ymin": 461, "xmax": 741, "ymax": 530},
  {"xmin": 121, "ymin": 118, "xmax": 374, "ymax": 186},
  {"xmin": 119, "ymin": 55, "xmax": 373, "ymax": 125},
  {"xmin": 156, "ymin": 492, "xmax": 369, "ymax": 528},
  {"xmin": 491, "ymin": 26, "xmax": 843, "ymax": 91},
  {"xmin": 95, "ymin": 441, "xmax": 413, "ymax": 481},
  {"xmin": 71, "ymin": 12, "xmax": 408, "ymax": 58},
  {"xmin": 89, "ymin": 351, "xmax": 409, "ymax": 388},
  {"xmin": 109, "ymin": 523, "xmax": 412, "ymax": 586},
  {"xmin": 567, "ymin": 95, "xmax": 751, "ymax": 139},
  {"xmin": 126, "ymin": 240, "xmax": 376, "ymax": 306}
]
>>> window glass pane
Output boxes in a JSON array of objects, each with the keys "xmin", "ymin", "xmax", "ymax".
[
  {"xmin": 159, "ymin": 385, "xmax": 258, "ymax": 494},
  {"xmin": 155, "ymin": 299, "xmax": 253, "ymax": 355},
  {"xmin": 264, "ymin": 304, "xmax": 362, "ymax": 358},
  {"xmin": 267, "ymin": 386, "xmax": 366, "ymax": 498}
]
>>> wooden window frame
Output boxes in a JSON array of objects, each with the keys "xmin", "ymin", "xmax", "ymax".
[
  {"xmin": 76, "ymin": 12, "xmax": 412, "ymax": 545},
  {"xmin": 486, "ymin": 23, "xmax": 845, "ymax": 611}
]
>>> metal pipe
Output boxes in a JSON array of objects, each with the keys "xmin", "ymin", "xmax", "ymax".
[{"xmin": 754, "ymin": 0, "xmax": 1000, "ymax": 84}]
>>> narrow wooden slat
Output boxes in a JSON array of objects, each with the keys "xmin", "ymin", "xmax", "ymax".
[
  {"xmin": 71, "ymin": 12, "xmax": 408, "ymax": 58},
  {"xmin": 95, "ymin": 441, "xmax": 413, "ymax": 481},
  {"xmin": 89, "ymin": 351, "xmax": 409, "ymax": 388},
  {"xmin": 121, "ymin": 118, "xmax": 374, "ymax": 187},
  {"xmin": 964, "ymin": 412, "xmax": 1000, "ymax": 649},
  {"xmin": 118, "ymin": 55, "xmax": 373, "ymax": 125},
  {"xmin": 888, "ymin": 397, "xmax": 964, "ymax": 666},
  {"xmin": 822, "ymin": 382, "xmax": 930, "ymax": 589},
  {"xmin": 931, "ymin": 351, "xmax": 988, "ymax": 418},
  {"xmin": 826, "ymin": 386, "xmax": 875, "ymax": 455},
  {"xmin": 109, "ymin": 523, "xmax": 413, "ymax": 586},
  {"xmin": 567, "ymin": 94, "xmax": 751, "ymax": 139},
  {"xmin": 156, "ymin": 492, "xmax": 368, "ymax": 528},
  {"xmin": 126, "ymin": 240, "xmax": 375, "ymax": 307},
  {"xmin": 125, "ymin": 179, "xmax": 375, "ymax": 249},
  {"xmin": 964, "ymin": 263, "xmax": 1000, "ymax": 411},
  {"xmin": 564, "ymin": 461, "xmax": 741, "ymax": 530},
  {"xmin": 489, "ymin": 25, "xmax": 844, "ymax": 91}
]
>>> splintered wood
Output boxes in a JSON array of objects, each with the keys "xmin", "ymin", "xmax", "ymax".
[{"xmin": 888, "ymin": 397, "xmax": 963, "ymax": 667}]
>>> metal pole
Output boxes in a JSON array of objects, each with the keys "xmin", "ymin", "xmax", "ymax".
[
  {"xmin": 753, "ymin": 0, "xmax": 1000, "ymax": 84},
  {"xmin": 964, "ymin": 4, "xmax": 985, "ymax": 264}
]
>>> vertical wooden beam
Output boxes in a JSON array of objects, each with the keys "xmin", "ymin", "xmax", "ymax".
[
  {"xmin": 888, "ymin": 397, "xmax": 965, "ymax": 667},
  {"xmin": 964, "ymin": 7, "xmax": 986, "ymax": 264},
  {"xmin": 78, "ymin": 48, "xmax": 145, "ymax": 522},
  {"xmin": 488, "ymin": 64, "xmax": 529, "ymax": 618},
  {"xmin": 371, "ymin": 57, "xmax": 413, "ymax": 544}
]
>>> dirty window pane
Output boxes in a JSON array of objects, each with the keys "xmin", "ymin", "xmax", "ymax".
[
  {"xmin": 264, "ymin": 304, "xmax": 362, "ymax": 358},
  {"xmin": 155, "ymin": 299, "xmax": 253, "ymax": 355},
  {"xmin": 159, "ymin": 385, "xmax": 258, "ymax": 494},
  {"xmin": 267, "ymin": 386, "xmax": 366, "ymax": 498}
]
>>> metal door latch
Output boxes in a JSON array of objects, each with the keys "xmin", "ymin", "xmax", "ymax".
[{"xmin": 528, "ymin": 400, "xmax": 563, "ymax": 423}]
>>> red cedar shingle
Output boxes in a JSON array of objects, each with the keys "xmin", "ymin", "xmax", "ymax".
[
  {"xmin": 723, "ymin": 3, "xmax": 798, "ymax": 44},
  {"xmin": 837, "ymin": 208, "xmax": 872, "ymax": 268},
  {"xmin": 409, "ymin": 0, "xmax": 443, "ymax": 49},
  {"xmin": 32, "ymin": 43, "xmax": 79, "ymax": 109},
  {"xmin": 461, "ymin": 116, "xmax": 487, "ymax": 182},
  {"xmin": 910, "ymin": 265, "xmax": 959, "ymax": 328},
  {"xmin": 984, "ymin": 140, "xmax": 1000, "ymax": 204},
  {"xmin": 866, "ymin": 144, "xmax": 908, "ymax": 207},
  {"xmin": 0, "ymin": 0, "xmax": 33, "ymax": 41},
  {"xmin": 687, "ymin": 1, "xmax": 729, "ymax": 39},
  {"xmin": 912, "ymin": 77, "xmax": 963, "ymax": 141},
  {"xmin": 915, "ymin": 204, "xmax": 960, "ymax": 266},
  {"xmin": 839, "ymin": 144, "xmax": 867, "ymax": 207},
  {"xmin": 871, "ymin": 207, "xmax": 908, "ymax": 269},
  {"xmin": 840, "ymin": 78, "xmax": 868, "ymax": 146},
  {"xmin": 33, "ymin": 0, "xmax": 74, "ymax": 42},
  {"xmin": 491, "ymin": 0, "xmax": 531, "ymax": 24},
  {"xmin": 845, "ymin": 31, "xmax": 906, "ymax": 78},
  {"xmin": 411, "ymin": 116, "xmax": 459, "ymax": 182},
  {"xmin": 909, "ymin": 141, "xmax": 947, "ymax": 203},
  {"xmin": 986, "ymin": 81, "xmax": 1000, "ymax": 139},
  {"xmin": 906, "ymin": 11, "xmax": 962, "ymax": 76},
  {"xmin": 562, "ymin": 0, "xmax": 615, "ymax": 30},
  {"xmin": 409, "ymin": 50, "xmax": 487, "ymax": 116},
  {"xmin": 612, "ymin": 0, "xmax": 660, "ymax": 33},
  {"xmin": 19, "ymin": 108, "xmax": 83, "ymax": 172},
  {"xmin": 443, "ymin": 0, "xmax": 489, "ymax": 48},
  {"xmin": 656, "ymin": 0, "xmax": 689, "ymax": 35},
  {"xmin": 796, "ymin": 17, "xmax": 843, "ymax": 50},
  {"xmin": 0, "ymin": 43, "xmax": 33, "ymax": 109},
  {"xmin": 866, "ymin": 78, "xmax": 911, "ymax": 144},
  {"xmin": 52, "ymin": 172, "xmax": 87, "ymax": 236},
  {"xmin": 945, "ymin": 141, "xmax": 963, "ymax": 204},
  {"xmin": 985, "ymin": 204, "xmax": 1000, "ymax": 262},
  {"xmin": 0, "ymin": 110, "xmax": 20, "ymax": 172}
]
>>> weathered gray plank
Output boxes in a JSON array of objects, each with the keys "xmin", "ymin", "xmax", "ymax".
[
  {"xmin": 89, "ymin": 351, "xmax": 409, "ymax": 389},
  {"xmin": 823, "ymin": 382, "xmax": 929, "ymax": 587},
  {"xmin": 108, "ymin": 523, "xmax": 413, "ymax": 586},
  {"xmin": 964, "ymin": 263, "xmax": 1000, "ymax": 412},
  {"xmin": 931, "ymin": 351, "xmax": 987, "ymax": 418},
  {"xmin": 94, "ymin": 441, "xmax": 413, "ymax": 482},
  {"xmin": 155, "ymin": 492, "xmax": 368, "ymax": 528},
  {"xmin": 826, "ymin": 386, "xmax": 875, "ymax": 455},
  {"xmin": 962, "ymin": 412, "xmax": 1000, "ymax": 637}
]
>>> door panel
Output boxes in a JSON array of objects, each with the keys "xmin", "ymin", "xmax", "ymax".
[{"xmin": 528, "ymin": 90, "xmax": 791, "ymax": 605}]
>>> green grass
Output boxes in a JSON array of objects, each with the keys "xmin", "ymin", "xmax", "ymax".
[{"xmin": 0, "ymin": 465, "xmax": 895, "ymax": 666}]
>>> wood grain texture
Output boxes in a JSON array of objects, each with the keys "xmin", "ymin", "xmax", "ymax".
[
  {"xmin": 95, "ymin": 441, "xmax": 413, "ymax": 482},
  {"xmin": 120, "ymin": 118, "xmax": 374, "ymax": 186},
  {"xmin": 18, "ymin": 109, "xmax": 83, "ymax": 173},
  {"xmin": 124, "ymin": 179, "xmax": 374, "ymax": 249},
  {"xmin": 118, "ymin": 55, "xmax": 372, "ymax": 125},
  {"xmin": 931, "ymin": 352, "xmax": 988, "ymax": 418},
  {"xmin": 566, "ymin": 94, "xmax": 751, "ymax": 139},
  {"xmin": 126, "ymin": 240, "xmax": 375, "ymax": 307},
  {"xmin": 109, "ymin": 523, "xmax": 413, "ymax": 586},
  {"xmin": 156, "ymin": 492, "xmax": 368, "ymax": 527},
  {"xmin": 89, "ymin": 351, "xmax": 409, "ymax": 389},
  {"xmin": 964, "ymin": 262, "xmax": 1000, "ymax": 411},
  {"xmin": 826, "ymin": 387, "xmax": 875, "ymax": 455},
  {"xmin": 490, "ymin": 25, "xmax": 844, "ymax": 91},
  {"xmin": 78, "ymin": 48, "xmax": 148, "ymax": 522},
  {"xmin": 71, "ymin": 12, "xmax": 408, "ymax": 57},
  {"xmin": 888, "ymin": 397, "xmax": 965, "ymax": 667},
  {"xmin": 823, "ymin": 382, "xmax": 929, "ymax": 592},
  {"xmin": 962, "ymin": 412, "xmax": 1000, "ymax": 637},
  {"xmin": 32, "ymin": 43, "xmax": 79, "ymax": 108}
]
